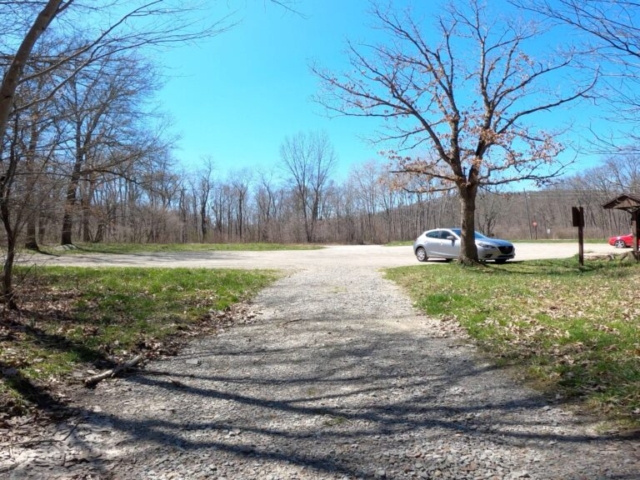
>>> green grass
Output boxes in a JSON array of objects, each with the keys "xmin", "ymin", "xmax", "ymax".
[
  {"xmin": 385, "ymin": 258, "xmax": 640, "ymax": 430},
  {"xmin": 37, "ymin": 242, "xmax": 323, "ymax": 255},
  {"xmin": 1, "ymin": 266, "xmax": 278, "ymax": 414},
  {"xmin": 384, "ymin": 241, "xmax": 413, "ymax": 246}
]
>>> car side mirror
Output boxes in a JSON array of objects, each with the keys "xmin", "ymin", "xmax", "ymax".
[{"xmin": 446, "ymin": 235, "xmax": 455, "ymax": 241}]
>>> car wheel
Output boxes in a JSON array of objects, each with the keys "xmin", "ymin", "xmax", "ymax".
[
  {"xmin": 495, "ymin": 259, "xmax": 507, "ymax": 264},
  {"xmin": 614, "ymin": 240, "xmax": 626, "ymax": 248},
  {"xmin": 415, "ymin": 247, "xmax": 428, "ymax": 262}
]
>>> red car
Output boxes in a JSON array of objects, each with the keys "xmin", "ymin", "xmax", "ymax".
[{"xmin": 608, "ymin": 233, "xmax": 634, "ymax": 248}]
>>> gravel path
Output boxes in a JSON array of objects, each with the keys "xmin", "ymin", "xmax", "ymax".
[{"xmin": 5, "ymin": 244, "xmax": 640, "ymax": 479}]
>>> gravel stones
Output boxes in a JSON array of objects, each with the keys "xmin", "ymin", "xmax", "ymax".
[{"xmin": 4, "ymin": 264, "xmax": 639, "ymax": 479}]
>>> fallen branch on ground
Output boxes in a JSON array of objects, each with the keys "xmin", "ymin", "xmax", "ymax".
[{"xmin": 83, "ymin": 354, "xmax": 145, "ymax": 387}]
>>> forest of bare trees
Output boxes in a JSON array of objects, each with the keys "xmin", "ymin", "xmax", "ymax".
[
  {"xmin": 0, "ymin": 0, "xmax": 232, "ymax": 304},
  {"xmin": 1, "ymin": 0, "xmax": 639, "ymax": 290},
  {"xmin": 3, "ymin": 1, "xmax": 632, "ymax": 246},
  {"xmin": 4, "ymin": 144, "xmax": 635, "ymax": 248}
]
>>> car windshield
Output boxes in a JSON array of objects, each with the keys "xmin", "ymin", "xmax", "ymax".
[{"xmin": 450, "ymin": 229, "xmax": 488, "ymax": 239}]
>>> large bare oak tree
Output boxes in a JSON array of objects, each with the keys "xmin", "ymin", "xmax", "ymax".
[{"xmin": 313, "ymin": 0, "xmax": 596, "ymax": 264}]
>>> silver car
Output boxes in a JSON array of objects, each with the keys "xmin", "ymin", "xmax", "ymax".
[{"xmin": 413, "ymin": 228, "xmax": 515, "ymax": 264}]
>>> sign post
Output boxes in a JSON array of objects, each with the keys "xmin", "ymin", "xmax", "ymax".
[{"xmin": 572, "ymin": 207, "xmax": 585, "ymax": 266}]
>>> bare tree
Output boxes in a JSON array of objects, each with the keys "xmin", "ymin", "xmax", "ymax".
[
  {"xmin": 254, "ymin": 167, "xmax": 282, "ymax": 242},
  {"xmin": 313, "ymin": 0, "xmax": 596, "ymax": 263},
  {"xmin": 16, "ymin": 55, "xmax": 61, "ymax": 251},
  {"xmin": 601, "ymin": 153, "xmax": 640, "ymax": 194},
  {"xmin": 55, "ymin": 53, "xmax": 161, "ymax": 245},
  {"xmin": 229, "ymin": 169, "xmax": 252, "ymax": 241},
  {"xmin": 0, "ymin": 1, "xmax": 236, "ymax": 306},
  {"xmin": 0, "ymin": 88, "xmax": 63, "ymax": 308},
  {"xmin": 280, "ymin": 131, "xmax": 337, "ymax": 243},
  {"xmin": 196, "ymin": 156, "xmax": 215, "ymax": 241},
  {"xmin": 0, "ymin": 1, "xmax": 228, "ymax": 154},
  {"xmin": 514, "ymin": 0, "xmax": 640, "ymax": 148},
  {"xmin": 476, "ymin": 187, "xmax": 511, "ymax": 238},
  {"xmin": 0, "ymin": 1, "xmax": 70, "ymax": 155}
]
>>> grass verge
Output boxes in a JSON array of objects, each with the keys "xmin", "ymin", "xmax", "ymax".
[
  {"xmin": 385, "ymin": 258, "xmax": 640, "ymax": 431},
  {"xmin": 1, "ymin": 266, "xmax": 278, "ymax": 417},
  {"xmin": 36, "ymin": 242, "xmax": 322, "ymax": 255}
]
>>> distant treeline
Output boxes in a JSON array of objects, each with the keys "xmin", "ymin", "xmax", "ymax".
[{"xmin": 14, "ymin": 152, "xmax": 637, "ymax": 247}]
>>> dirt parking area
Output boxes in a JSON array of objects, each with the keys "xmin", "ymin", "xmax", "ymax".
[{"xmin": 23, "ymin": 242, "xmax": 620, "ymax": 270}]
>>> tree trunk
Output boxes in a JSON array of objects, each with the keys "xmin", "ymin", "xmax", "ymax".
[
  {"xmin": 0, "ymin": 118, "xmax": 23, "ymax": 308},
  {"xmin": 238, "ymin": 196, "xmax": 243, "ymax": 240},
  {"xmin": 94, "ymin": 222, "xmax": 105, "ymax": 243},
  {"xmin": 60, "ymin": 198, "xmax": 75, "ymax": 245},
  {"xmin": 1, "ymin": 233, "xmax": 18, "ymax": 310},
  {"xmin": 303, "ymin": 199, "xmax": 313, "ymax": 243},
  {"xmin": 81, "ymin": 197, "xmax": 92, "ymax": 242},
  {"xmin": 0, "ymin": 155, "xmax": 18, "ymax": 308},
  {"xmin": 200, "ymin": 204, "xmax": 207, "ymax": 240},
  {"xmin": 38, "ymin": 216, "xmax": 47, "ymax": 242},
  {"xmin": 81, "ymin": 177, "xmax": 96, "ymax": 242},
  {"xmin": 0, "ymin": 1, "xmax": 65, "ymax": 152},
  {"xmin": 61, "ymin": 126, "xmax": 84, "ymax": 245},
  {"xmin": 24, "ymin": 115, "xmax": 42, "ymax": 251},
  {"xmin": 458, "ymin": 185, "xmax": 480, "ymax": 265},
  {"xmin": 25, "ymin": 218, "xmax": 39, "ymax": 250}
]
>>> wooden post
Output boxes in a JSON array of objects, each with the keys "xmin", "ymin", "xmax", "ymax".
[
  {"xmin": 634, "ymin": 210, "xmax": 640, "ymax": 261},
  {"xmin": 578, "ymin": 207, "xmax": 584, "ymax": 266},
  {"xmin": 572, "ymin": 206, "xmax": 585, "ymax": 266}
]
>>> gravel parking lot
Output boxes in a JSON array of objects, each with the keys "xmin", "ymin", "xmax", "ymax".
[
  {"xmin": 24, "ymin": 242, "xmax": 621, "ymax": 270},
  {"xmin": 8, "ymin": 242, "xmax": 639, "ymax": 480}
]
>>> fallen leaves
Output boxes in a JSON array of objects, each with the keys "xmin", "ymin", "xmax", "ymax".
[{"xmin": 394, "ymin": 260, "xmax": 640, "ymax": 427}]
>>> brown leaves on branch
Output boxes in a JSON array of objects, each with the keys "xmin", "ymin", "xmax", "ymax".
[{"xmin": 313, "ymin": 0, "xmax": 596, "ymax": 190}]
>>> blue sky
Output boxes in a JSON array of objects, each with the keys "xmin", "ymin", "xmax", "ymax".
[
  {"xmin": 154, "ymin": 0, "xmax": 613, "ymax": 182},
  {"xmin": 156, "ymin": 0, "xmax": 383, "ymax": 180}
]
